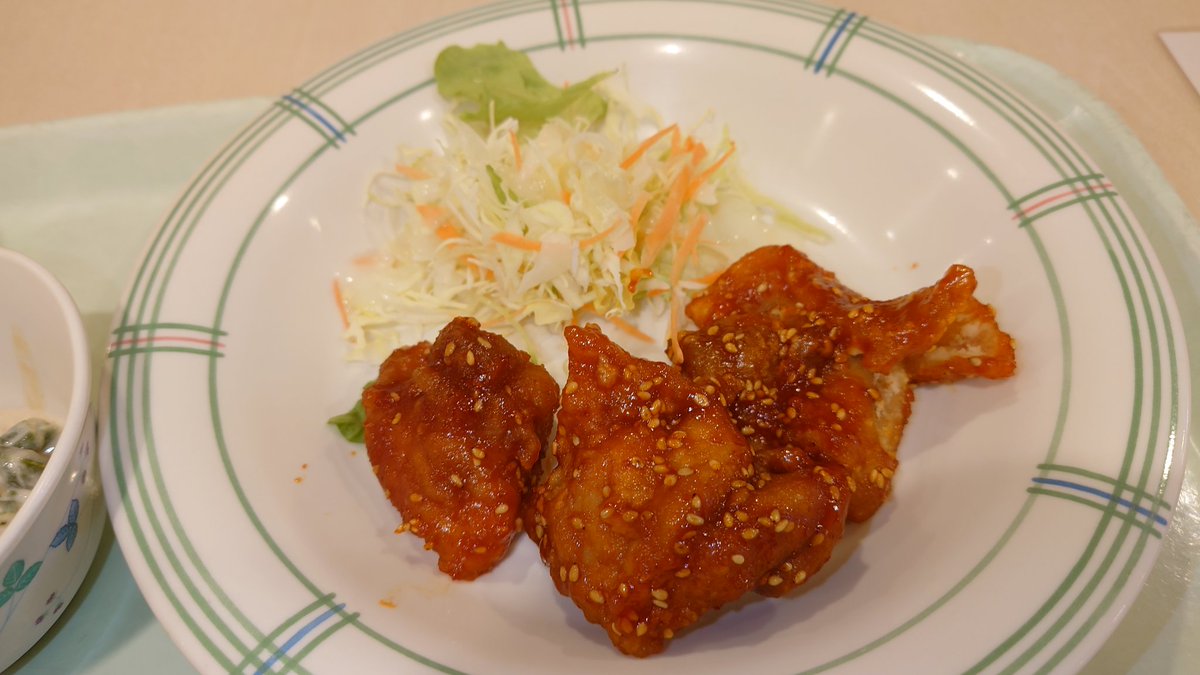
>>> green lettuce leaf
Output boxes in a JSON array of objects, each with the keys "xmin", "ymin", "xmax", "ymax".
[
  {"xmin": 434, "ymin": 42, "xmax": 609, "ymax": 134},
  {"xmin": 327, "ymin": 380, "xmax": 374, "ymax": 444}
]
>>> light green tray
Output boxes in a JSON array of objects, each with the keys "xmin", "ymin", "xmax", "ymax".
[{"xmin": 1, "ymin": 40, "xmax": 1196, "ymax": 674}]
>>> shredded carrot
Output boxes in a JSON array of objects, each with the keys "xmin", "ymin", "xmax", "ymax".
[
  {"xmin": 571, "ymin": 302, "xmax": 597, "ymax": 326},
  {"xmin": 645, "ymin": 288, "xmax": 670, "ymax": 298},
  {"xmin": 579, "ymin": 220, "xmax": 621, "ymax": 248},
  {"xmin": 640, "ymin": 165, "xmax": 692, "ymax": 267},
  {"xmin": 687, "ymin": 142, "xmax": 737, "ymax": 200},
  {"xmin": 670, "ymin": 212, "xmax": 710, "ymax": 288},
  {"xmin": 417, "ymin": 204, "xmax": 450, "ymax": 225},
  {"xmin": 492, "ymin": 231, "xmax": 543, "ymax": 252},
  {"xmin": 561, "ymin": 188, "xmax": 572, "ymax": 205},
  {"xmin": 628, "ymin": 193, "xmax": 651, "ymax": 231},
  {"xmin": 394, "ymin": 164, "xmax": 429, "ymax": 180},
  {"xmin": 332, "ymin": 279, "xmax": 349, "ymax": 330},
  {"xmin": 352, "ymin": 253, "xmax": 379, "ymax": 267},
  {"xmin": 620, "ymin": 124, "xmax": 679, "ymax": 170},
  {"xmin": 689, "ymin": 140, "xmax": 708, "ymax": 165},
  {"xmin": 509, "ymin": 129, "xmax": 523, "ymax": 170},
  {"xmin": 435, "ymin": 223, "xmax": 461, "ymax": 240},
  {"xmin": 669, "ymin": 126, "xmax": 683, "ymax": 158},
  {"xmin": 608, "ymin": 315, "xmax": 654, "ymax": 343}
]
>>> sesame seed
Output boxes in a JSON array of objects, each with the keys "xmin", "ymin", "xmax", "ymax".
[
  {"xmin": 569, "ymin": 565, "xmax": 580, "ymax": 582},
  {"xmin": 636, "ymin": 622, "xmax": 649, "ymax": 636},
  {"xmin": 474, "ymin": 546, "xmax": 487, "ymax": 554},
  {"xmin": 731, "ymin": 554, "xmax": 745, "ymax": 565},
  {"xmin": 663, "ymin": 629, "xmax": 675, "ymax": 639},
  {"xmin": 477, "ymin": 337, "xmax": 491, "ymax": 349},
  {"xmin": 664, "ymin": 475, "xmax": 678, "ymax": 486},
  {"xmin": 444, "ymin": 342, "xmax": 456, "ymax": 358},
  {"xmin": 572, "ymin": 517, "xmax": 585, "ymax": 530},
  {"xmin": 472, "ymin": 447, "xmax": 485, "ymax": 459},
  {"xmin": 794, "ymin": 571, "xmax": 807, "ymax": 584},
  {"xmin": 473, "ymin": 399, "xmax": 484, "ymax": 412},
  {"xmin": 677, "ymin": 467, "xmax": 694, "ymax": 477},
  {"xmin": 722, "ymin": 332, "xmax": 735, "ymax": 343},
  {"xmin": 770, "ymin": 509, "xmax": 781, "ymax": 522},
  {"xmin": 724, "ymin": 342, "xmax": 739, "ymax": 354},
  {"xmin": 806, "ymin": 391, "xmax": 820, "ymax": 399},
  {"xmin": 970, "ymin": 356, "xmax": 983, "ymax": 367},
  {"xmin": 559, "ymin": 566, "xmax": 568, "ymax": 581},
  {"xmin": 767, "ymin": 575, "xmax": 784, "ymax": 586},
  {"xmin": 810, "ymin": 533, "xmax": 826, "ymax": 546},
  {"xmin": 450, "ymin": 474, "xmax": 463, "ymax": 487},
  {"xmin": 862, "ymin": 303, "xmax": 875, "ymax": 314},
  {"xmin": 685, "ymin": 513, "xmax": 705, "ymax": 526},
  {"xmin": 623, "ymin": 510, "xmax": 638, "ymax": 522},
  {"xmin": 708, "ymin": 459, "xmax": 722, "ymax": 470},
  {"xmin": 589, "ymin": 590, "xmax": 604, "ymax": 604},
  {"xmin": 652, "ymin": 599, "xmax": 669, "ymax": 609},
  {"xmin": 742, "ymin": 528, "xmax": 759, "ymax": 540},
  {"xmin": 775, "ymin": 519, "xmax": 791, "ymax": 533},
  {"xmin": 564, "ymin": 380, "xmax": 579, "ymax": 394},
  {"xmin": 391, "ymin": 413, "xmax": 402, "ymax": 425},
  {"xmin": 409, "ymin": 493, "xmax": 422, "ymax": 503},
  {"xmin": 495, "ymin": 504, "xmax": 509, "ymax": 514},
  {"xmin": 600, "ymin": 507, "xmax": 613, "ymax": 519},
  {"xmin": 690, "ymin": 496, "xmax": 702, "ymax": 509},
  {"xmin": 675, "ymin": 568, "xmax": 691, "ymax": 578},
  {"xmin": 651, "ymin": 588, "xmax": 669, "ymax": 601}
]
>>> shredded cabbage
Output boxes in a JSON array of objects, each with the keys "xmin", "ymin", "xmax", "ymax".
[{"xmin": 336, "ymin": 74, "xmax": 820, "ymax": 364}]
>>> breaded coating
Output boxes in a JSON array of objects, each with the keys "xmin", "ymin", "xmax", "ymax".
[
  {"xmin": 679, "ymin": 315, "xmax": 909, "ymax": 523},
  {"xmin": 527, "ymin": 325, "xmax": 848, "ymax": 656},
  {"xmin": 363, "ymin": 317, "xmax": 559, "ymax": 580},
  {"xmin": 681, "ymin": 245, "xmax": 1015, "ymax": 522},
  {"xmin": 685, "ymin": 245, "xmax": 1015, "ymax": 381}
]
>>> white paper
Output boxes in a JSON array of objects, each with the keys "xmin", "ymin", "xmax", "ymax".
[{"xmin": 1161, "ymin": 31, "xmax": 1200, "ymax": 97}]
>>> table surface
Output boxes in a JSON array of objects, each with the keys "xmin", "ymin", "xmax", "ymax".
[
  {"xmin": 3, "ymin": 0, "xmax": 1199, "ymax": 227},
  {"xmin": 2, "ymin": 1, "xmax": 1199, "ymax": 673}
]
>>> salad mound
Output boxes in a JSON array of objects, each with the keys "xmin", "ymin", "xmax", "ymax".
[{"xmin": 334, "ymin": 43, "xmax": 820, "ymax": 364}]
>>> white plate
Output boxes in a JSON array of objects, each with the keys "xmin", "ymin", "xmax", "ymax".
[{"xmin": 99, "ymin": 1, "xmax": 1191, "ymax": 673}]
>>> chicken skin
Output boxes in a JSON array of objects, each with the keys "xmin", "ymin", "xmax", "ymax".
[
  {"xmin": 526, "ymin": 324, "xmax": 849, "ymax": 656},
  {"xmin": 363, "ymin": 317, "xmax": 559, "ymax": 580},
  {"xmin": 680, "ymin": 245, "xmax": 1016, "ymax": 522}
]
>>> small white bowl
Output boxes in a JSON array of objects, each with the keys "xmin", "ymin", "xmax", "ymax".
[{"xmin": 0, "ymin": 248, "xmax": 105, "ymax": 670}]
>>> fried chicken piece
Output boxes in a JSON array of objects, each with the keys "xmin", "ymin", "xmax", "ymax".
[
  {"xmin": 363, "ymin": 317, "xmax": 559, "ymax": 580},
  {"xmin": 679, "ymin": 314, "xmax": 909, "ymax": 523},
  {"xmin": 526, "ymin": 325, "xmax": 848, "ymax": 656},
  {"xmin": 685, "ymin": 245, "xmax": 1016, "ymax": 382},
  {"xmin": 680, "ymin": 245, "xmax": 1015, "ymax": 522}
]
